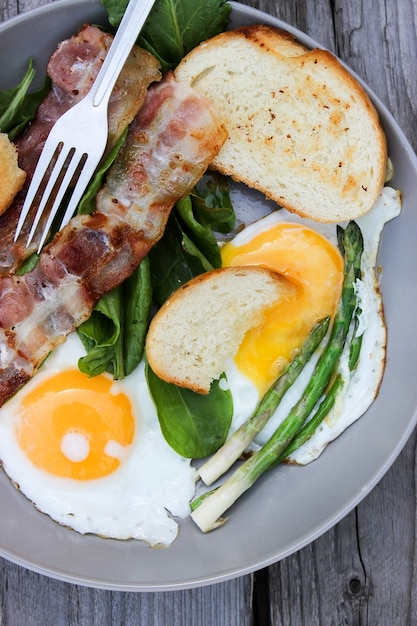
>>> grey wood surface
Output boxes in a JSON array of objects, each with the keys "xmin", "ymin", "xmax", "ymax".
[{"xmin": 0, "ymin": 0, "xmax": 416, "ymax": 624}]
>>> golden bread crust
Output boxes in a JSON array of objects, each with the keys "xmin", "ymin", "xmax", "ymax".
[
  {"xmin": 175, "ymin": 25, "xmax": 387, "ymax": 223},
  {"xmin": 0, "ymin": 133, "xmax": 26, "ymax": 215},
  {"xmin": 146, "ymin": 266, "xmax": 295, "ymax": 394}
]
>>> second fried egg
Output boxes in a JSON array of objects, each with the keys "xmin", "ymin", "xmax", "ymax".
[
  {"xmin": 0, "ymin": 334, "xmax": 196, "ymax": 547},
  {"xmin": 223, "ymin": 186, "xmax": 402, "ymax": 464},
  {"xmin": 222, "ymin": 219, "xmax": 344, "ymax": 394}
]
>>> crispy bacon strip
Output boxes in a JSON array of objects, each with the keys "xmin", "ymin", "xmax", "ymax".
[
  {"xmin": 0, "ymin": 73, "xmax": 227, "ymax": 406},
  {"xmin": 0, "ymin": 25, "xmax": 160, "ymax": 276}
]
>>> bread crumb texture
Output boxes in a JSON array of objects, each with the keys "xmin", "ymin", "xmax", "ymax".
[
  {"xmin": 146, "ymin": 266, "xmax": 295, "ymax": 394},
  {"xmin": 175, "ymin": 25, "xmax": 387, "ymax": 223},
  {"xmin": 0, "ymin": 133, "xmax": 26, "ymax": 215}
]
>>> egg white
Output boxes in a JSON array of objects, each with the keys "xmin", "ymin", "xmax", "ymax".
[
  {"xmin": 0, "ymin": 333, "xmax": 197, "ymax": 547},
  {"xmin": 225, "ymin": 186, "xmax": 402, "ymax": 464}
]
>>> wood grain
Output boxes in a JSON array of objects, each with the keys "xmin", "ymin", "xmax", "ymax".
[
  {"xmin": 1, "ymin": 0, "xmax": 416, "ymax": 624},
  {"xmin": 0, "ymin": 566, "xmax": 254, "ymax": 625}
]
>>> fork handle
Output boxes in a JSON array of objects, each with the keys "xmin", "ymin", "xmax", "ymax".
[{"xmin": 90, "ymin": 0, "xmax": 156, "ymax": 109}]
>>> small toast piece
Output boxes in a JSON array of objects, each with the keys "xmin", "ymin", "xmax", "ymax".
[
  {"xmin": 175, "ymin": 25, "xmax": 387, "ymax": 223},
  {"xmin": 146, "ymin": 266, "xmax": 295, "ymax": 394},
  {"xmin": 0, "ymin": 133, "xmax": 26, "ymax": 215}
]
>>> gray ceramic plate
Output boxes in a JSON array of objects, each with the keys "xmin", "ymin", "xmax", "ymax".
[{"xmin": 0, "ymin": 0, "xmax": 416, "ymax": 592}]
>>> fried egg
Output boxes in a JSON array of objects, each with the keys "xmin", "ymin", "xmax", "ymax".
[
  {"xmin": 0, "ymin": 333, "xmax": 196, "ymax": 547},
  {"xmin": 222, "ymin": 217, "xmax": 344, "ymax": 395},
  {"xmin": 223, "ymin": 186, "xmax": 402, "ymax": 464}
]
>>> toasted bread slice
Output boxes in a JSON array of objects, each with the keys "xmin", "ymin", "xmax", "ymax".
[
  {"xmin": 145, "ymin": 266, "xmax": 294, "ymax": 394},
  {"xmin": 0, "ymin": 133, "xmax": 26, "ymax": 215},
  {"xmin": 175, "ymin": 25, "xmax": 387, "ymax": 223}
]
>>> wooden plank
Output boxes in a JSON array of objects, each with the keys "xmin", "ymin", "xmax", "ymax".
[
  {"xmin": 264, "ymin": 433, "xmax": 417, "ymax": 625},
  {"xmin": 0, "ymin": 560, "xmax": 254, "ymax": 625},
  {"xmin": 0, "ymin": 0, "xmax": 53, "ymax": 20}
]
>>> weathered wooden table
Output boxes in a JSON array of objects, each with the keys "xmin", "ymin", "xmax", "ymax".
[{"xmin": 0, "ymin": 0, "xmax": 416, "ymax": 623}]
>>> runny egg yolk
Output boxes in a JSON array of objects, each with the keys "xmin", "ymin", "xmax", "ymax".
[
  {"xmin": 221, "ymin": 222, "xmax": 344, "ymax": 394},
  {"xmin": 16, "ymin": 370, "xmax": 135, "ymax": 480}
]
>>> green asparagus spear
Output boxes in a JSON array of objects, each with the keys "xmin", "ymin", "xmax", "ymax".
[
  {"xmin": 198, "ymin": 316, "xmax": 330, "ymax": 485},
  {"xmin": 191, "ymin": 221, "xmax": 364, "ymax": 532},
  {"xmin": 192, "ymin": 373, "xmax": 344, "ymax": 510},
  {"xmin": 276, "ymin": 373, "xmax": 344, "ymax": 462},
  {"xmin": 348, "ymin": 310, "xmax": 363, "ymax": 371},
  {"xmin": 280, "ymin": 264, "xmax": 365, "ymax": 463},
  {"xmin": 191, "ymin": 369, "xmax": 341, "ymax": 511},
  {"xmin": 337, "ymin": 223, "xmax": 363, "ymax": 372}
]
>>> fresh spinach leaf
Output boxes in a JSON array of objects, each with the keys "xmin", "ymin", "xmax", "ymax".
[
  {"xmin": 101, "ymin": 0, "xmax": 231, "ymax": 70},
  {"xmin": 149, "ymin": 175, "xmax": 236, "ymax": 304},
  {"xmin": 77, "ymin": 127, "xmax": 128, "ymax": 215},
  {"xmin": 0, "ymin": 59, "xmax": 50, "ymax": 139},
  {"xmin": 16, "ymin": 252, "xmax": 40, "ymax": 276},
  {"xmin": 77, "ymin": 257, "xmax": 152, "ymax": 378},
  {"xmin": 180, "ymin": 228, "xmax": 216, "ymax": 272},
  {"xmin": 175, "ymin": 174, "xmax": 236, "ymax": 269},
  {"xmin": 123, "ymin": 256, "xmax": 153, "ymax": 376},
  {"xmin": 176, "ymin": 195, "xmax": 222, "ymax": 268},
  {"xmin": 77, "ymin": 285, "xmax": 125, "ymax": 378},
  {"xmin": 146, "ymin": 364, "xmax": 233, "ymax": 458},
  {"xmin": 193, "ymin": 173, "xmax": 236, "ymax": 234},
  {"xmin": 100, "ymin": 0, "xmax": 128, "ymax": 27},
  {"xmin": 148, "ymin": 212, "xmax": 208, "ymax": 305}
]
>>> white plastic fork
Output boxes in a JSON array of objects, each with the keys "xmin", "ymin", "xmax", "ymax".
[{"xmin": 14, "ymin": 0, "xmax": 157, "ymax": 252}]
